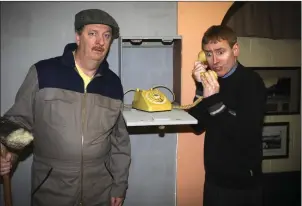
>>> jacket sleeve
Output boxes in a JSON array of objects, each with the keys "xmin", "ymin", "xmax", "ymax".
[
  {"xmin": 4, "ymin": 65, "xmax": 38, "ymax": 131},
  {"xmin": 1, "ymin": 65, "xmax": 38, "ymax": 151},
  {"xmin": 192, "ymin": 73, "xmax": 267, "ymax": 144},
  {"xmin": 187, "ymin": 82, "xmax": 210, "ymax": 135},
  {"xmin": 109, "ymin": 109, "xmax": 131, "ymax": 198}
]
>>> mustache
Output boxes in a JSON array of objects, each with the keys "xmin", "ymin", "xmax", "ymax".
[{"xmin": 92, "ymin": 46, "xmax": 105, "ymax": 52}]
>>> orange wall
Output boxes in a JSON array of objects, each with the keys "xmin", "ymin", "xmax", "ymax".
[{"xmin": 177, "ymin": 2, "xmax": 233, "ymax": 206}]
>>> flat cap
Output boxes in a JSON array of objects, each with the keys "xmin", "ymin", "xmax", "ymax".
[{"xmin": 74, "ymin": 9, "xmax": 120, "ymax": 39}]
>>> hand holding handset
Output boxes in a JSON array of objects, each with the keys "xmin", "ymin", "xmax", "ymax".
[{"xmin": 197, "ymin": 50, "xmax": 217, "ymax": 79}]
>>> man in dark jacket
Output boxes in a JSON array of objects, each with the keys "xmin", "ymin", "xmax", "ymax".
[
  {"xmin": 0, "ymin": 9, "xmax": 131, "ymax": 206},
  {"xmin": 188, "ymin": 25, "xmax": 267, "ymax": 206}
]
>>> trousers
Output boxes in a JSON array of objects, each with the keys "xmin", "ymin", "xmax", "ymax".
[{"xmin": 203, "ymin": 180, "xmax": 263, "ymax": 206}]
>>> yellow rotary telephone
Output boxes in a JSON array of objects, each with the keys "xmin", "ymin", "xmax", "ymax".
[
  {"xmin": 125, "ymin": 51, "xmax": 217, "ymax": 112},
  {"xmin": 129, "ymin": 86, "xmax": 174, "ymax": 112}
]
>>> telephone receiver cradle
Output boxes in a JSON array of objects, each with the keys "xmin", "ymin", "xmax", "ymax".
[
  {"xmin": 124, "ymin": 51, "xmax": 217, "ymax": 112},
  {"xmin": 131, "ymin": 86, "xmax": 173, "ymax": 112}
]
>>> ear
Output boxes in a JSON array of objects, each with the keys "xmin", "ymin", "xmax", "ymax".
[
  {"xmin": 75, "ymin": 33, "xmax": 80, "ymax": 46},
  {"xmin": 232, "ymin": 42, "xmax": 240, "ymax": 57}
]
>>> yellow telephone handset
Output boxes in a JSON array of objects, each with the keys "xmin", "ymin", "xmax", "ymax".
[
  {"xmin": 197, "ymin": 50, "xmax": 218, "ymax": 79},
  {"xmin": 198, "ymin": 50, "xmax": 207, "ymax": 64},
  {"xmin": 124, "ymin": 51, "xmax": 218, "ymax": 112},
  {"xmin": 173, "ymin": 51, "xmax": 217, "ymax": 109}
]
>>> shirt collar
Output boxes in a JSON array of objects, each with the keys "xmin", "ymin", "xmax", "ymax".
[{"xmin": 222, "ymin": 61, "xmax": 238, "ymax": 79}]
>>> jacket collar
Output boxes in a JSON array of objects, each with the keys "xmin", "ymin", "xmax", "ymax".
[{"xmin": 61, "ymin": 43, "xmax": 109, "ymax": 76}]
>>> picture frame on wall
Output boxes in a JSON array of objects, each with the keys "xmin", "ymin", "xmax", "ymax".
[
  {"xmin": 262, "ymin": 122, "xmax": 289, "ymax": 159},
  {"xmin": 250, "ymin": 67, "xmax": 301, "ymax": 115}
]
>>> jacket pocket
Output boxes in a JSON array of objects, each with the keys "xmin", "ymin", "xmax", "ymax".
[
  {"xmin": 42, "ymin": 95, "xmax": 74, "ymax": 127},
  {"xmin": 31, "ymin": 161, "xmax": 53, "ymax": 198},
  {"xmin": 90, "ymin": 96, "xmax": 121, "ymax": 133},
  {"xmin": 31, "ymin": 160, "xmax": 80, "ymax": 205}
]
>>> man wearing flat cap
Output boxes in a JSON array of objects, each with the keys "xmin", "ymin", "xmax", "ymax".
[{"xmin": 0, "ymin": 9, "xmax": 131, "ymax": 206}]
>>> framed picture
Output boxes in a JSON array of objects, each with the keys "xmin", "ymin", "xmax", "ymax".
[
  {"xmin": 251, "ymin": 67, "xmax": 301, "ymax": 115},
  {"xmin": 262, "ymin": 122, "xmax": 289, "ymax": 159}
]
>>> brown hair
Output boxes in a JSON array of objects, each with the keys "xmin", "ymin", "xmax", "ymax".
[
  {"xmin": 202, "ymin": 25, "xmax": 237, "ymax": 49},
  {"xmin": 75, "ymin": 26, "xmax": 84, "ymax": 35}
]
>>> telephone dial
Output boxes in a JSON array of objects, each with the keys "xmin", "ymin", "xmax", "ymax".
[{"xmin": 124, "ymin": 51, "xmax": 217, "ymax": 112}]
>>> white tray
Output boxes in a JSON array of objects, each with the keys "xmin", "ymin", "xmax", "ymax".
[{"xmin": 122, "ymin": 108, "xmax": 197, "ymax": 127}]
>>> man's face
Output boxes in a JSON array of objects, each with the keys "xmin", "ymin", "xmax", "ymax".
[
  {"xmin": 76, "ymin": 24, "xmax": 112, "ymax": 62},
  {"xmin": 203, "ymin": 39, "xmax": 239, "ymax": 77}
]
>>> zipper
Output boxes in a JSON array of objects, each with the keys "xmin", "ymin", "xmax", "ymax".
[
  {"xmin": 73, "ymin": 65, "xmax": 85, "ymax": 206},
  {"xmin": 79, "ymin": 90, "xmax": 87, "ymax": 206},
  {"xmin": 75, "ymin": 65, "xmax": 99, "ymax": 205}
]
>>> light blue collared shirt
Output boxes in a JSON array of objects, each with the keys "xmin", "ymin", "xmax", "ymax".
[{"xmin": 222, "ymin": 61, "xmax": 238, "ymax": 79}]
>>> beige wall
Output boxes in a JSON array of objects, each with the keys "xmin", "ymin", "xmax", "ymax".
[
  {"xmin": 238, "ymin": 37, "xmax": 301, "ymax": 173},
  {"xmin": 177, "ymin": 2, "xmax": 233, "ymax": 206},
  {"xmin": 238, "ymin": 37, "xmax": 301, "ymax": 67}
]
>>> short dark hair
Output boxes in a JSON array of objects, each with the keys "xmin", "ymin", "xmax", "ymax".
[
  {"xmin": 202, "ymin": 25, "xmax": 237, "ymax": 49},
  {"xmin": 75, "ymin": 26, "xmax": 84, "ymax": 35}
]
